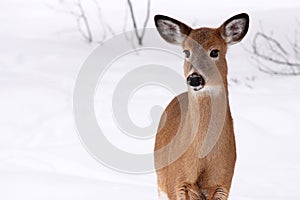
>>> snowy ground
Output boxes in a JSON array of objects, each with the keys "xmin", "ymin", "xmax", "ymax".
[{"xmin": 1, "ymin": 0, "xmax": 300, "ymax": 199}]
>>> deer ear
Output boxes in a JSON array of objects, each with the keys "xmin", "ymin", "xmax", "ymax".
[
  {"xmin": 219, "ymin": 13, "xmax": 249, "ymax": 45},
  {"xmin": 154, "ymin": 15, "xmax": 192, "ymax": 45}
]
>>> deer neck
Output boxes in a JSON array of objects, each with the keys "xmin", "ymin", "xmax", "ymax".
[{"xmin": 186, "ymin": 85, "xmax": 229, "ymax": 135}]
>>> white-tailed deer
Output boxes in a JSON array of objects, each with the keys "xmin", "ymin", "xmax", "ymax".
[{"xmin": 154, "ymin": 13, "xmax": 249, "ymax": 200}]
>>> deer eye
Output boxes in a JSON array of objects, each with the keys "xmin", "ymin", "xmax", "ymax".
[
  {"xmin": 210, "ymin": 49, "xmax": 219, "ymax": 58},
  {"xmin": 183, "ymin": 50, "xmax": 190, "ymax": 58}
]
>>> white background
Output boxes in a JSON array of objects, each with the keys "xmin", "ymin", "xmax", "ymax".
[{"xmin": 1, "ymin": 0, "xmax": 300, "ymax": 199}]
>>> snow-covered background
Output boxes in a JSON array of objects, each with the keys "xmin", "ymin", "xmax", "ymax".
[{"xmin": 1, "ymin": 0, "xmax": 300, "ymax": 199}]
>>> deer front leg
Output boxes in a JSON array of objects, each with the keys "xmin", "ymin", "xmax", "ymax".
[
  {"xmin": 204, "ymin": 187, "xmax": 229, "ymax": 200},
  {"xmin": 175, "ymin": 183, "xmax": 205, "ymax": 200},
  {"xmin": 176, "ymin": 185, "xmax": 187, "ymax": 200}
]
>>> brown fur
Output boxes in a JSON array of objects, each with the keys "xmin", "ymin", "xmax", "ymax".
[{"xmin": 154, "ymin": 14, "xmax": 249, "ymax": 200}]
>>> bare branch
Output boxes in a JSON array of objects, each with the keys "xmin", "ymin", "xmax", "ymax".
[
  {"xmin": 251, "ymin": 30, "xmax": 300, "ymax": 76},
  {"xmin": 76, "ymin": 0, "xmax": 93, "ymax": 43},
  {"xmin": 91, "ymin": 0, "xmax": 115, "ymax": 43},
  {"xmin": 127, "ymin": 0, "xmax": 151, "ymax": 45},
  {"xmin": 127, "ymin": 0, "xmax": 140, "ymax": 44},
  {"xmin": 140, "ymin": 0, "xmax": 151, "ymax": 40},
  {"xmin": 47, "ymin": 0, "xmax": 116, "ymax": 43},
  {"xmin": 44, "ymin": 2, "xmax": 80, "ymax": 17}
]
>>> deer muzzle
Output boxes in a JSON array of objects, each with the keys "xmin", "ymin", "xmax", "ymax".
[{"xmin": 187, "ymin": 73, "xmax": 205, "ymax": 91}]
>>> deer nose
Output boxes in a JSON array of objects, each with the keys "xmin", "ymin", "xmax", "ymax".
[{"xmin": 187, "ymin": 73, "xmax": 205, "ymax": 90}]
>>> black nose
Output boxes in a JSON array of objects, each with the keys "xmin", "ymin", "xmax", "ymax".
[{"xmin": 187, "ymin": 73, "xmax": 205, "ymax": 87}]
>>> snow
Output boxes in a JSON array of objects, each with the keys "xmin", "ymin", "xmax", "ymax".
[{"xmin": 1, "ymin": 0, "xmax": 300, "ymax": 199}]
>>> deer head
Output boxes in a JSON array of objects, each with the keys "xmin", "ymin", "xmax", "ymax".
[{"xmin": 154, "ymin": 13, "xmax": 249, "ymax": 93}]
